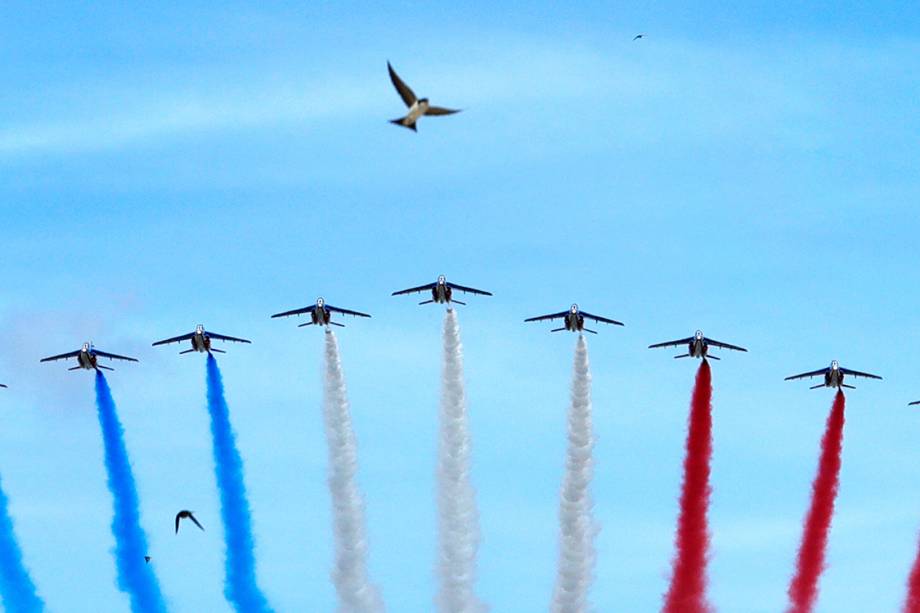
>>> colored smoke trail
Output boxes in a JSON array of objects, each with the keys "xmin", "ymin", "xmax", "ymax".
[
  {"xmin": 550, "ymin": 335, "xmax": 596, "ymax": 613},
  {"xmin": 0, "ymin": 474, "xmax": 44, "ymax": 612},
  {"xmin": 663, "ymin": 360, "xmax": 713, "ymax": 613},
  {"xmin": 322, "ymin": 331, "xmax": 384, "ymax": 612},
  {"xmin": 95, "ymin": 372, "xmax": 167, "ymax": 613},
  {"xmin": 436, "ymin": 309, "xmax": 486, "ymax": 613},
  {"xmin": 786, "ymin": 391, "xmax": 846, "ymax": 613},
  {"xmin": 904, "ymin": 532, "xmax": 920, "ymax": 613},
  {"xmin": 205, "ymin": 355, "xmax": 274, "ymax": 612}
]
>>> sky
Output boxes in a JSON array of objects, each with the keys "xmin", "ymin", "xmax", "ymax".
[{"xmin": 0, "ymin": 1, "xmax": 919, "ymax": 611}]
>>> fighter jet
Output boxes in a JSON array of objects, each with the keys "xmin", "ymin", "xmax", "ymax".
[
  {"xmin": 648, "ymin": 330, "xmax": 747, "ymax": 360},
  {"xmin": 175, "ymin": 510, "xmax": 204, "ymax": 534},
  {"xmin": 392, "ymin": 275, "xmax": 492, "ymax": 306},
  {"xmin": 271, "ymin": 297, "xmax": 371, "ymax": 328},
  {"xmin": 785, "ymin": 360, "xmax": 882, "ymax": 390},
  {"xmin": 152, "ymin": 324, "xmax": 251, "ymax": 355},
  {"xmin": 40, "ymin": 343, "xmax": 138, "ymax": 371},
  {"xmin": 387, "ymin": 61, "xmax": 461, "ymax": 131},
  {"xmin": 524, "ymin": 304, "xmax": 624, "ymax": 334}
]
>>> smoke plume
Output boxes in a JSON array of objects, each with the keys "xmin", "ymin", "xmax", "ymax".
[{"xmin": 0, "ymin": 473, "xmax": 44, "ymax": 612}]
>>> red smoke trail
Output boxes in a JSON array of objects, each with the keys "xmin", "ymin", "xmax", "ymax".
[
  {"xmin": 786, "ymin": 390, "xmax": 846, "ymax": 613},
  {"xmin": 663, "ymin": 360, "xmax": 713, "ymax": 613},
  {"xmin": 904, "ymin": 533, "xmax": 920, "ymax": 613}
]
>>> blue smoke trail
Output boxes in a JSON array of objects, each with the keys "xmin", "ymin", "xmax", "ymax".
[
  {"xmin": 94, "ymin": 372, "xmax": 167, "ymax": 613},
  {"xmin": 205, "ymin": 354, "xmax": 273, "ymax": 612},
  {"xmin": 0, "ymin": 473, "xmax": 44, "ymax": 612}
]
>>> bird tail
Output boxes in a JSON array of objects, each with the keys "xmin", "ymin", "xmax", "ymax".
[{"xmin": 390, "ymin": 118, "xmax": 417, "ymax": 132}]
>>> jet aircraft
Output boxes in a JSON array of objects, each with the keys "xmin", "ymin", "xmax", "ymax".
[
  {"xmin": 40, "ymin": 343, "xmax": 138, "ymax": 371},
  {"xmin": 524, "ymin": 304, "xmax": 624, "ymax": 334},
  {"xmin": 271, "ymin": 297, "xmax": 371, "ymax": 328},
  {"xmin": 785, "ymin": 360, "xmax": 882, "ymax": 390},
  {"xmin": 392, "ymin": 275, "xmax": 492, "ymax": 306},
  {"xmin": 152, "ymin": 324, "xmax": 251, "ymax": 355},
  {"xmin": 648, "ymin": 330, "xmax": 747, "ymax": 360},
  {"xmin": 387, "ymin": 61, "xmax": 461, "ymax": 131}
]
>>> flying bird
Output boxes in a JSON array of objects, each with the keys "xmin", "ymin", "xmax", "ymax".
[
  {"xmin": 175, "ymin": 510, "xmax": 204, "ymax": 534},
  {"xmin": 633, "ymin": 34, "xmax": 645, "ymax": 40},
  {"xmin": 0, "ymin": 384, "xmax": 6, "ymax": 388},
  {"xmin": 387, "ymin": 61, "xmax": 460, "ymax": 131},
  {"xmin": 910, "ymin": 400, "xmax": 919, "ymax": 406},
  {"xmin": 144, "ymin": 556, "xmax": 151, "ymax": 563}
]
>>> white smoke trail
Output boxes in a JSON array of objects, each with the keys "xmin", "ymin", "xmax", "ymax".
[
  {"xmin": 437, "ymin": 309, "xmax": 487, "ymax": 613},
  {"xmin": 551, "ymin": 335, "xmax": 596, "ymax": 613},
  {"xmin": 323, "ymin": 331, "xmax": 385, "ymax": 613}
]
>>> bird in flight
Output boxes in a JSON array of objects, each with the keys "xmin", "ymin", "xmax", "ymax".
[
  {"xmin": 387, "ymin": 61, "xmax": 461, "ymax": 131},
  {"xmin": 144, "ymin": 556, "xmax": 151, "ymax": 563},
  {"xmin": 633, "ymin": 34, "xmax": 645, "ymax": 40},
  {"xmin": 175, "ymin": 510, "xmax": 205, "ymax": 534}
]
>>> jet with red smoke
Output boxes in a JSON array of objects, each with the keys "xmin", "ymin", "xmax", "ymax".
[
  {"xmin": 649, "ymin": 330, "xmax": 747, "ymax": 360},
  {"xmin": 785, "ymin": 360, "xmax": 882, "ymax": 390}
]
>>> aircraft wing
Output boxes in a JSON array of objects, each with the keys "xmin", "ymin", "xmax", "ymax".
[
  {"xmin": 207, "ymin": 332, "xmax": 252, "ymax": 344},
  {"xmin": 784, "ymin": 368, "xmax": 829, "ymax": 381},
  {"xmin": 326, "ymin": 305, "xmax": 371, "ymax": 318},
  {"xmin": 39, "ymin": 350, "xmax": 81, "ymax": 363},
  {"xmin": 524, "ymin": 311, "xmax": 569, "ymax": 323},
  {"xmin": 707, "ymin": 338, "xmax": 748, "ymax": 352},
  {"xmin": 152, "ymin": 333, "xmax": 194, "ymax": 347},
  {"xmin": 648, "ymin": 337, "xmax": 694, "ymax": 349},
  {"xmin": 446, "ymin": 282, "xmax": 493, "ymax": 296},
  {"xmin": 387, "ymin": 62, "xmax": 417, "ymax": 107},
  {"xmin": 93, "ymin": 350, "xmax": 139, "ymax": 363},
  {"xmin": 425, "ymin": 106, "xmax": 461, "ymax": 116},
  {"xmin": 579, "ymin": 311, "xmax": 625, "ymax": 326},
  {"xmin": 271, "ymin": 305, "xmax": 317, "ymax": 319},
  {"xmin": 392, "ymin": 283, "xmax": 436, "ymax": 296},
  {"xmin": 839, "ymin": 367, "xmax": 882, "ymax": 380}
]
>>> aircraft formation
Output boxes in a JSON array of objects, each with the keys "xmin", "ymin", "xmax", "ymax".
[{"xmin": 20, "ymin": 270, "xmax": 894, "ymax": 395}]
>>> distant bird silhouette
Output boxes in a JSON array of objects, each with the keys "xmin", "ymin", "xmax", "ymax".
[
  {"xmin": 387, "ymin": 61, "xmax": 461, "ymax": 132},
  {"xmin": 0, "ymin": 384, "xmax": 7, "ymax": 388},
  {"xmin": 175, "ymin": 510, "xmax": 204, "ymax": 534},
  {"xmin": 144, "ymin": 556, "xmax": 151, "ymax": 563},
  {"xmin": 633, "ymin": 34, "xmax": 645, "ymax": 40}
]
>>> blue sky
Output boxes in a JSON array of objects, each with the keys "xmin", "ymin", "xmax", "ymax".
[{"xmin": 1, "ymin": 1, "xmax": 919, "ymax": 611}]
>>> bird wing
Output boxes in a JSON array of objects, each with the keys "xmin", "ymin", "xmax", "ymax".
[
  {"xmin": 387, "ymin": 62, "xmax": 417, "ymax": 107},
  {"xmin": 425, "ymin": 106, "xmax": 461, "ymax": 116},
  {"xmin": 175, "ymin": 513, "xmax": 181, "ymax": 534},
  {"xmin": 188, "ymin": 512, "xmax": 205, "ymax": 531}
]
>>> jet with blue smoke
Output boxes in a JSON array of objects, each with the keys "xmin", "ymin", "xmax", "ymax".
[
  {"xmin": 0, "ymin": 473, "xmax": 44, "ymax": 612},
  {"xmin": 95, "ymin": 372, "xmax": 167, "ymax": 613},
  {"xmin": 205, "ymin": 354, "xmax": 274, "ymax": 612}
]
